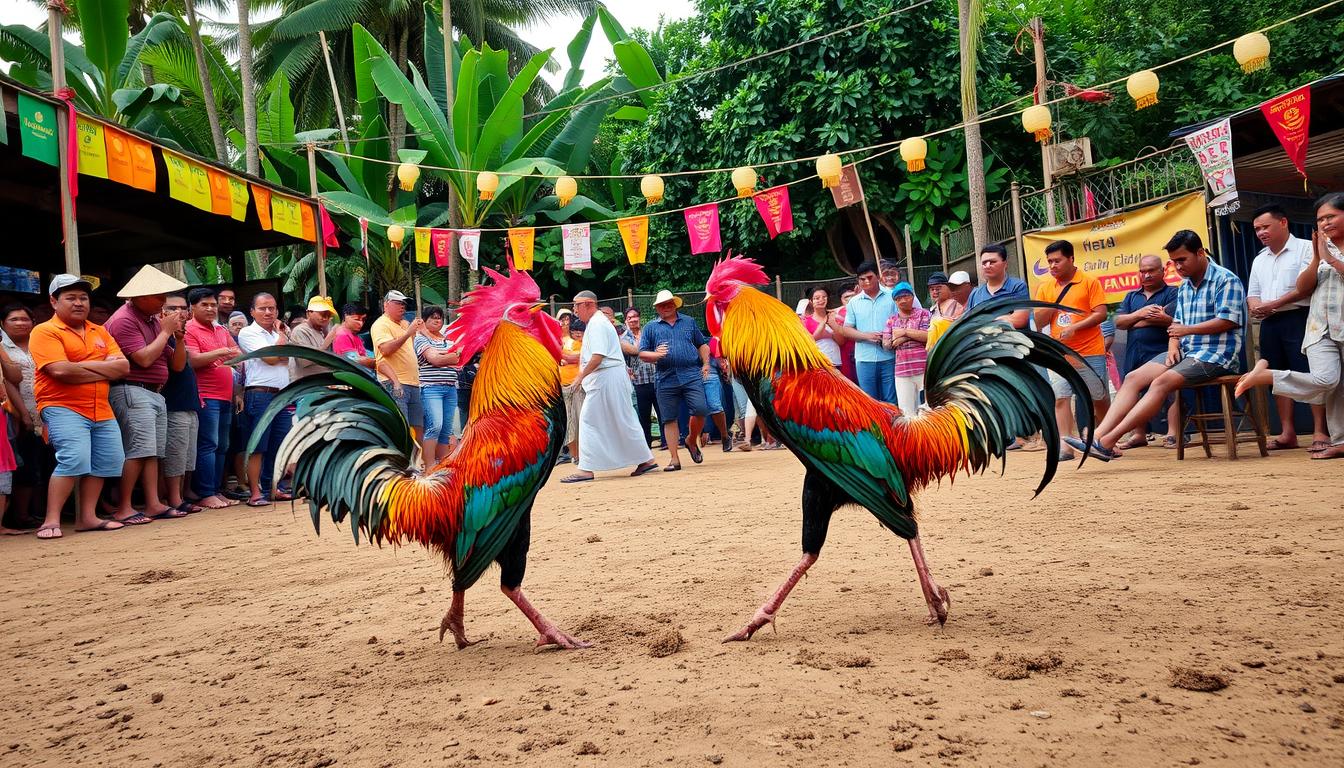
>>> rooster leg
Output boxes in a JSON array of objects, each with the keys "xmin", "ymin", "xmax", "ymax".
[
  {"xmin": 909, "ymin": 536, "xmax": 950, "ymax": 626},
  {"xmin": 502, "ymin": 586, "xmax": 592, "ymax": 650},
  {"xmin": 723, "ymin": 553, "xmax": 818, "ymax": 642},
  {"xmin": 438, "ymin": 590, "xmax": 483, "ymax": 649}
]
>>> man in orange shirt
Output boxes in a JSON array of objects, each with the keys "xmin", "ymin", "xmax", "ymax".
[
  {"xmin": 31, "ymin": 275, "xmax": 131, "ymax": 539},
  {"xmin": 1033, "ymin": 240, "xmax": 1111, "ymax": 460}
]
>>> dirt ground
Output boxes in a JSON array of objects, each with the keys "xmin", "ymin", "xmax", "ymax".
[{"xmin": 1, "ymin": 443, "xmax": 1341, "ymax": 767}]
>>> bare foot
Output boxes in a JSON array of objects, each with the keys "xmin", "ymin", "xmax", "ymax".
[
  {"xmin": 36, "ymin": 524, "xmax": 62, "ymax": 540},
  {"xmin": 1236, "ymin": 359, "xmax": 1272, "ymax": 397},
  {"xmin": 1312, "ymin": 444, "xmax": 1344, "ymax": 460}
]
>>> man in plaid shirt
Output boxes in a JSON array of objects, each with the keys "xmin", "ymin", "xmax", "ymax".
[{"xmin": 1068, "ymin": 230, "xmax": 1245, "ymax": 460}]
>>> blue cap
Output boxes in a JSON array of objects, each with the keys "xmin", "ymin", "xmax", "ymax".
[{"xmin": 892, "ymin": 281, "xmax": 915, "ymax": 297}]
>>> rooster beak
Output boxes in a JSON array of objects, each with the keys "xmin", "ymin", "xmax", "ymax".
[{"xmin": 529, "ymin": 302, "xmax": 546, "ymax": 313}]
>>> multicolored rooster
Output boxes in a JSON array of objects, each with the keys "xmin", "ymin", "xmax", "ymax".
[
  {"xmin": 705, "ymin": 255, "xmax": 1094, "ymax": 640},
  {"xmin": 240, "ymin": 269, "xmax": 589, "ymax": 650}
]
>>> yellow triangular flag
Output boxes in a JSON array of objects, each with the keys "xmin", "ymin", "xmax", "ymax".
[
  {"xmin": 414, "ymin": 227, "xmax": 432, "ymax": 264},
  {"xmin": 508, "ymin": 227, "xmax": 535, "ymax": 270},
  {"xmin": 617, "ymin": 215, "xmax": 649, "ymax": 265}
]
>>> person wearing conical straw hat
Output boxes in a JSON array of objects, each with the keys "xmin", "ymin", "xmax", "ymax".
[{"xmin": 104, "ymin": 265, "xmax": 190, "ymax": 526}]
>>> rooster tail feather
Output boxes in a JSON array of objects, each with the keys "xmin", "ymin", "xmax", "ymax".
[{"xmin": 921, "ymin": 295, "xmax": 1101, "ymax": 494}]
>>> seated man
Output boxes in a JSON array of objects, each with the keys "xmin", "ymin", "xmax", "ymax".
[{"xmin": 1067, "ymin": 230, "xmax": 1245, "ymax": 460}]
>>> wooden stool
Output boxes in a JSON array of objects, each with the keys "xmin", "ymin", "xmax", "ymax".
[{"xmin": 1176, "ymin": 375, "xmax": 1269, "ymax": 460}]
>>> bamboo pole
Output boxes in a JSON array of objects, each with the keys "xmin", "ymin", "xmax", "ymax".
[
  {"xmin": 318, "ymin": 31, "xmax": 350, "ymax": 152},
  {"xmin": 903, "ymin": 224, "xmax": 914, "ymax": 284},
  {"xmin": 48, "ymin": 5, "xmax": 79, "ymax": 275},
  {"xmin": 307, "ymin": 144, "xmax": 328, "ymax": 297},
  {"xmin": 1010, "ymin": 181, "xmax": 1026, "ymax": 279},
  {"xmin": 443, "ymin": 0, "xmax": 462, "ymax": 305},
  {"xmin": 852, "ymin": 170, "xmax": 883, "ymax": 263},
  {"xmin": 1031, "ymin": 17, "xmax": 1056, "ymax": 227},
  {"xmin": 774, "ymin": 275, "xmax": 782, "ymax": 301}
]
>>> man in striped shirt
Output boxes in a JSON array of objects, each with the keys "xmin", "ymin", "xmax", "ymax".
[{"xmin": 1068, "ymin": 230, "xmax": 1245, "ymax": 460}]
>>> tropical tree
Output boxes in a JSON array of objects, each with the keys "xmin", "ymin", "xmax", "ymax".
[
  {"xmin": 183, "ymin": 0, "xmax": 228, "ymax": 160},
  {"xmin": 958, "ymin": 0, "xmax": 989, "ymax": 251},
  {"xmin": 238, "ymin": 0, "xmax": 260, "ymax": 174}
]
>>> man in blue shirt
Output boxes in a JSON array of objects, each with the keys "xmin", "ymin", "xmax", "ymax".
[
  {"xmin": 639, "ymin": 289, "xmax": 710, "ymax": 471},
  {"xmin": 1113, "ymin": 254, "xmax": 1181, "ymax": 449},
  {"xmin": 1068, "ymin": 230, "xmax": 1245, "ymax": 460},
  {"xmin": 837, "ymin": 260, "xmax": 897, "ymax": 403},
  {"xmin": 965, "ymin": 244, "xmax": 1030, "ymax": 328}
]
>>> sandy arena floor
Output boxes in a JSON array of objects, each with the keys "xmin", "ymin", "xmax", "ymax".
[{"xmin": 1, "ymin": 442, "xmax": 1341, "ymax": 767}]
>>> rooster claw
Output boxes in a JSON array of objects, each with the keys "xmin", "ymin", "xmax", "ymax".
[
  {"xmin": 922, "ymin": 585, "xmax": 951, "ymax": 627},
  {"xmin": 535, "ymin": 627, "xmax": 591, "ymax": 650},
  {"xmin": 439, "ymin": 609, "xmax": 482, "ymax": 649},
  {"xmin": 722, "ymin": 610, "xmax": 776, "ymax": 642}
]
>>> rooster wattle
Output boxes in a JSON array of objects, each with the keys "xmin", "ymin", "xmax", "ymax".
[
  {"xmin": 238, "ymin": 268, "xmax": 589, "ymax": 650},
  {"xmin": 705, "ymin": 255, "xmax": 1095, "ymax": 640}
]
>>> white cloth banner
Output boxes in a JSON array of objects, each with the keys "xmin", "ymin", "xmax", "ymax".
[
  {"xmin": 562, "ymin": 223, "xmax": 591, "ymax": 271},
  {"xmin": 458, "ymin": 228, "xmax": 480, "ymax": 270},
  {"xmin": 1182, "ymin": 117, "xmax": 1239, "ymax": 215}
]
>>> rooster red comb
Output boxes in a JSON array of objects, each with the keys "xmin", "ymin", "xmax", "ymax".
[
  {"xmin": 446, "ymin": 267, "xmax": 541, "ymax": 363},
  {"xmin": 706, "ymin": 251, "xmax": 769, "ymax": 298}
]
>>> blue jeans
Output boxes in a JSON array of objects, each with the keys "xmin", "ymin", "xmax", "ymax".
[
  {"xmin": 856, "ymin": 360, "xmax": 897, "ymax": 403},
  {"xmin": 193, "ymin": 399, "xmax": 232, "ymax": 498},
  {"xmin": 421, "ymin": 384, "xmax": 459, "ymax": 444},
  {"xmin": 457, "ymin": 388, "xmax": 471, "ymax": 432},
  {"xmin": 242, "ymin": 389, "xmax": 293, "ymax": 490}
]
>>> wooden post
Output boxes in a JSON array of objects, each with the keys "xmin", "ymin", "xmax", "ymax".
[
  {"xmin": 318, "ymin": 31, "xmax": 350, "ymax": 151},
  {"xmin": 48, "ymin": 6, "xmax": 79, "ymax": 275},
  {"xmin": 1030, "ymin": 17, "xmax": 1056, "ymax": 227},
  {"xmin": 774, "ymin": 275, "xmax": 782, "ymax": 301},
  {"xmin": 306, "ymin": 144, "xmax": 328, "ymax": 297},
  {"xmin": 939, "ymin": 230, "xmax": 950, "ymax": 273},
  {"xmin": 903, "ymin": 224, "xmax": 915, "ymax": 285},
  {"xmin": 1010, "ymin": 181, "xmax": 1026, "ymax": 279},
  {"xmin": 626, "ymin": 288, "xmax": 634, "ymax": 312},
  {"xmin": 852, "ymin": 170, "xmax": 882, "ymax": 262},
  {"xmin": 443, "ymin": 0, "xmax": 462, "ymax": 305}
]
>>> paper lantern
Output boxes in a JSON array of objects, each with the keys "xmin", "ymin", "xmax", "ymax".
[
  {"xmin": 386, "ymin": 224, "xmax": 405, "ymax": 250},
  {"xmin": 1021, "ymin": 105, "xmax": 1052, "ymax": 142},
  {"xmin": 555, "ymin": 175, "xmax": 577, "ymax": 207},
  {"xmin": 1127, "ymin": 70, "xmax": 1159, "ymax": 110},
  {"xmin": 1233, "ymin": 32, "xmax": 1270, "ymax": 74},
  {"xmin": 815, "ymin": 154, "xmax": 842, "ymax": 188},
  {"xmin": 731, "ymin": 166, "xmax": 757, "ymax": 198},
  {"xmin": 477, "ymin": 171, "xmax": 500, "ymax": 201},
  {"xmin": 899, "ymin": 138, "xmax": 928, "ymax": 172},
  {"xmin": 396, "ymin": 162, "xmax": 420, "ymax": 192},
  {"xmin": 638, "ymin": 174, "xmax": 664, "ymax": 205}
]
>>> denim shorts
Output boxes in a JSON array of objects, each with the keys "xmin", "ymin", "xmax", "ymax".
[
  {"xmin": 42, "ymin": 406, "xmax": 126, "ymax": 478},
  {"xmin": 656, "ymin": 377, "xmax": 709, "ymax": 422},
  {"xmin": 1049, "ymin": 354, "xmax": 1109, "ymax": 401},
  {"xmin": 1149, "ymin": 353, "xmax": 1234, "ymax": 385},
  {"xmin": 381, "ymin": 382, "xmax": 424, "ymax": 428}
]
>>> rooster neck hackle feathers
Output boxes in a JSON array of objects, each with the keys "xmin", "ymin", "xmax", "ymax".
[
  {"xmin": 722, "ymin": 288, "xmax": 833, "ymax": 379},
  {"xmin": 470, "ymin": 322, "xmax": 561, "ymax": 417}
]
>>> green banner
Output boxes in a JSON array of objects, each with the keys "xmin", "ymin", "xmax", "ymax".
[{"xmin": 17, "ymin": 93, "xmax": 58, "ymax": 166}]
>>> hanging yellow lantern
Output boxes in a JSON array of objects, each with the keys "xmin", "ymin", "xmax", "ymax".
[
  {"xmin": 386, "ymin": 224, "xmax": 405, "ymax": 250},
  {"xmin": 899, "ymin": 138, "xmax": 928, "ymax": 172},
  {"xmin": 731, "ymin": 166, "xmax": 757, "ymax": 198},
  {"xmin": 1021, "ymin": 105, "xmax": 1052, "ymax": 142},
  {"xmin": 396, "ymin": 162, "xmax": 420, "ymax": 192},
  {"xmin": 815, "ymin": 154, "xmax": 842, "ymax": 189},
  {"xmin": 477, "ymin": 171, "xmax": 500, "ymax": 201},
  {"xmin": 1127, "ymin": 70, "xmax": 1160, "ymax": 110},
  {"xmin": 555, "ymin": 175, "xmax": 578, "ymax": 207},
  {"xmin": 1233, "ymin": 32, "xmax": 1270, "ymax": 74},
  {"xmin": 640, "ymin": 174, "xmax": 664, "ymax": 205}
]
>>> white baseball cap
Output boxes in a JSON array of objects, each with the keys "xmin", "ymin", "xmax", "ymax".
[
  {"xmin": 949, "ymin": 270, "xmax": 972, "ymax": 286},
  {"xmin": 49, "ymin": 273, "xmax": 94, "ymax": 297},
  {"xmin": 383, "ymin": 290, "xmax": 408, "ymax": 304}
]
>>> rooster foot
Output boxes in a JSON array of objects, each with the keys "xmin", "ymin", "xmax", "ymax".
[
  {"xmin": 534, "ymin": 625, "xmax": 591, "ymax": 650},
  {"xmin": 922, "ymin": 585, "xmax": 951, "ymax": 627},
  {"xmin": 439, "ymin": 610, "xmax": 483, "ymax": 649},
  {"xmin": 723, "ymin": 608, "xmax": 777, "ymax": 642}
]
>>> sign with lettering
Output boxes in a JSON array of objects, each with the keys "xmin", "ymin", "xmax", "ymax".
[
  {"xmin": 1024, "ymin": 192, "xmax": 1208, "ymax": 304},
  {"xmin": 1182, "ymin": 118, "xmax": 1238, "ymax": 215}
]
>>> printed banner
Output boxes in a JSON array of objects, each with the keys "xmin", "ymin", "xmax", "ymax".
[
  {"xmin": 105, "ymin": 128, "xmax": 156, "ymax": 192},
  {"xmin": 1181, "ymin": 117, "xmax": 1238, "ymax": 215},
  {"xmin": 163, "ymin": 150, "xmax": 209, "ymax": 210},
  {"xmin": 359, "ymin": 217, "xmax": 369, "ymax": 260},
  {"xmin": 753, "ymin": 185, "xmax": 794, "ymax": 239},
  {"xmin": 300, "ymin": 203, "xmax": 317, "ymax": 243},
  {"xmin": 458, "ymin": 229, "xmax": 481, "ymax": 270},
  {"xmin": 17, "ymin": 93, "xmax": 58, "ymax": 166},
  {"xmin": 683, "ymin": 203, "xmax": 721, "ymax": 255},
  {"xmin": 251, "ymin": 184, "xmax": 273, "ymax": 230},
  {"xmin": 617, "ymin": 216, "xmax": 649, "ymax": 265},
  {"xmin": 829, "ymin": 164, "xmax": 864, "ymax": 209},
  {"xmin": 319, "ymin": 205, "xmax": 339, "ymax": 248},
  {"xmin": 1024, "ymin": 192, "xmax": 1208, "ymax": 303},
  {"xmin": 207, "ymin": 169, "xmax": 233, "ymax": 216},
  {"xmin": 431, "ymin": 229, "xmax": 454, "ymax": 267},
  {"xmin": 508, "ymin": 227, "xmax": 535, "ymax": 270},
  {"xmin": 271, "ymin": 194, "xmax": 304, "ymax": 238},
  {"xmin": 562, "ymin": 223, "xmax": 591, "ymax": 271},
  {"xmin": 414, "ymin": 227, "xmax": 431, "ymax": 264},
  {"xmin": 187, "ymin": 158, "xmax": 212, "ymax": 211},
  {"xmin": 75, "ymin": 117, "xmax": 108, "ymax": 178},
  {"xmin": 228, "ymin": 176, "xmax": 250, "ymax": 221},
  {"xmin": 1260, "ymin": 84, "xmax": 1311, "ymax": 181}
]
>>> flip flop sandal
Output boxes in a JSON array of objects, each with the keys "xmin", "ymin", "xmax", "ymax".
[
  {"xmin": 76, "ymin": 520, "xmax": 124, "ymax": 532},
  {"xmin": 246, "ymin": 497, "xmax": 271, "ymax": 507},
  {"xmin": 663, "ymin": 464, "xmax": 682, "ymax": 472},
  {"xmin": 147, "ymin": 507, "xmax": 189, "ymax": 520},
  {"xmin": 630, "ymin": 462, "xmax": 659, "ymax": 477},
  {"xmin": 116, "ymin": 512, "xmax": 153, "ymax": 526},
  {"xmin": 560, "ymin": 474, "xmax": 595, "ymax": 484},
  {"xmin": 36, "ymin": 525, "xmax": 62, "ymax": 540},
  {"xmin": 1308, "ymin": 440, "xmax": 1330, "ymax": 453},
  {"xmin": 687, "ymin": 444, "xmax": 704, "ymax": 464},
  {"xmin": 1266, "ymin": 438, "xmax": 1300, "ymax": 451}
]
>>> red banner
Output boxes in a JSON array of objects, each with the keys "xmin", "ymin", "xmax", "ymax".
[
  {"xmin": 1260, "ymin": 85, "xmax": 1311, "ymax": 180},
  {"xmin": 319, "ymin": 205, "xmax": 340, "ymax": 248},
  {"xmin": 753, "ymin": 185, "xmax": 794, "ymax": 239},
  {"xmin": 431, "ymin": 229, "xmax": 454, "ymax": 267},
  {"xmin": 684, "ymin": 203, "xmax": 721, "ymax": 255}
]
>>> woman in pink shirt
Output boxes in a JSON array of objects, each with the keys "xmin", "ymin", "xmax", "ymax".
[
  {"xmin": 183, "ymin": 288, "xmax": 241, "ymax": 508},
  {"xmin": 800, "ymin": 287, "xmax": 843, "ymax": 366}
]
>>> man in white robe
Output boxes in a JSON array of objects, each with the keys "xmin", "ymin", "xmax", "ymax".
[{"xmin": 561, "ymin": 292, "xmax": 658, "ymax": 482}]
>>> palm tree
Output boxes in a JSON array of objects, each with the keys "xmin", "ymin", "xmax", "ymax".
[
  {"xmin": 183, "ymin": 0, "xmax": 227, "ymax": 160},
  {"xmin": 958, "ymin": 0, "xmax": 989, "ymax": 250},
  {"xmin": 239, "ymin": 0, "xmax": 259, "ymax": 174}
]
